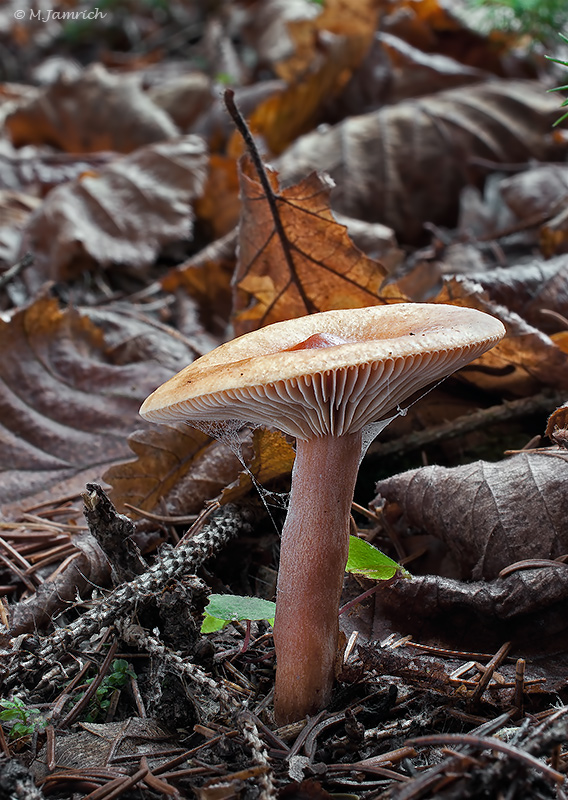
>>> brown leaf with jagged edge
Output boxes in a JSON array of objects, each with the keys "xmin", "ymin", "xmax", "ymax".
[
  {"xmin": 5, "ymin": 63, "xmax": 178, "ymax": 154},
  {"xmin": 245, "ymin": 0, "xmax": 380, "ymax": 154},
  {"xmin": 435, "ymin": 276, "xmax": 568, "ymax": 396},
  {"xmin": 276, "ymin": 80, "xmax": 568, "ymax": 242},
  {"xmin": 372, "ymin": 451, "xmax": 568, "ymax": 581},
  {"xmin": 0, "ymin": 296, "xmax": 200, "ymax": 516},
  {"xmin": 104, "ymin": 424, "xmax": 246, "ymax": 517},
  {"xmin": 21, "ymin": 136, "xmax": 208, "ymax": 284},
  {"xmin": 468, "ymin": 255, "xmax": 568, "ymax": 336},
  {"xmin": 233, "ymin": 156, "xmax": 403, "ymax": 335},
  {"xmin": 222, "ymin": 428, "xmax": 296, "ymax": 505}
]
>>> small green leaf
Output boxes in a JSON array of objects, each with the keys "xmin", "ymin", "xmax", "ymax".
[
  {"xmin": 201, "ymin": 613, "xmax": 229, "ymax": 634},
  {"xmin": 202, "ymin": 595, "xmax": 276, "ymax": 632},
  {"xmin": 346, "ymin": 535, "xmax": 410, "ymax": 581}
]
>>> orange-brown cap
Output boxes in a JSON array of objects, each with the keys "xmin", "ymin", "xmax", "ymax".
[{"xmin": 140, "ymin": 304, "xmax": 505, "ymax": 440}]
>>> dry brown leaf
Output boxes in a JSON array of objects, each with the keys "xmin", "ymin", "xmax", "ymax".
[
  {"xmin": 379, "ymin": 0, "xmax": 521, "ymax": 74},
  {"xmin": 0, "ymin": 190, "xmax": 40, "ymax": 265},
  {"xmin": 276, "ymin": 80, "xmax": 568, "ymax": 241},
  {"xmin": 148, "ymin": 72, "xmax": 214, "ymax": 132},
  {"xmin": 5, "ymin": 63, "xmax": 178, "ymax": 154},
  {"xmin": 160, "ymin": 229, "xmax": 237, "ymax": 336},
  {"xmin": 233, "ymin": 156, "xmax": 402, "ymax": 334},
  {"xmin": 22, "ymin": 136, "xmax": 208, "ymax": 283},
  {"xmin": 330, "ymin": 31, "xmax": 490, "ymax": 120},
  {"xmin": 373, "ymin": 567, "xmax": 568, "ymax": 659},
  {"xmin": 221, "ymin": 428, "xmax": 295, "ymax": 505},
  {"xmin": 436, "ymin": 276, "xmax": 568, "ymax": 396},
  {"xmin": 194, "ymin": 154, "xmax": 241, "ymax": 239},
  {"xmin": 276, "ymin": 0, "xmax": 379, "ymax": 83},
  {"xmin": 373, "ymin": 451, "xmax": 568, "ymax": 581},
  {"xmin": 545, "ymin": 402, "xmax": 568, "ymax": 445},
  {"xmin": 237, "ymin": 0, "xmax": 379, "ymax": 154},
  {"xmin": 104, "ymin": 424, "xmax": 246, "ymax": 517},
  {"xmin": 468, "ymin": 256, "xmax": 568, "ymax": 335},
  {"xmin": 0, "ymin": 296, "xmax": 200, "ymax": 515}
]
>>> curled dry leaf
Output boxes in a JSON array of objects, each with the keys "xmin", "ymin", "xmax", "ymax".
[
  {"xmin": 497, "ymin": 165, "xmax": 568, "ymax": 257},
  {"xmin": 0, "ymin": 296, "xmax": 200, "ymax": 515},
  {"xmin": 468, "ymin": 256, "xmax": 568, "ymax": 335},
  {"xmin": 234, "ymin": 156, "xmax": 402, "ymax": 334},
  {"xmin": 436, "ymin": 276, "xmax": 568, "ymax": 396},
  {"xmin": 372, "ymin": 451, "xmax": 568, "ymax": 581},
  {"xmin": 161, "ymin": 229, "xmax": 237, "ymax": 336},
  {"xmin": 246, "ymin": 0, "xmax": 380, "ymax": 154},
  {"xmin": 375, "ymin": 567, "xmax": 568, "ymax": 662},
  {"xmin": 22, "ymin": 136, "xmax": 208, "ymax": 283},
  {"xmin": 331, "ymin": 31, "xmax": 490, "ymax": 119},
  {"xmin": 546, "ymin": 402, "xmax": 568, "ymax": 446},
  {"xmin": 276, "ymin": 80, "xmax": 567, "ymax": 241},
  {"xmin": 5, "ymin": 63, "xmax": 178, "ymax": 154}
]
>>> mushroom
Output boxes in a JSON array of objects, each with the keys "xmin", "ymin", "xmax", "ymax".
[{"xmin": 140, "ymin": 304, "xmax": 505, "ymax": 723}]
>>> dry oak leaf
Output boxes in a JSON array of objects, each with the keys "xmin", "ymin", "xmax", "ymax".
[
  {"xmin": 5, "ymin": 63, "xmax": 178, "ymax": 154},
  {"xmin": 436, "ymin": 276, "xmax": 568, "ymax": 396},
  {"xmin": 276, "ymin": 80, "xmax": 567, "ymax": 242},
  {"xmin": 233, "ymin": 156, "xmax": 402, "ymax": 334},
  {"xmin": 104, "ymin": 423, "xmax": 249, "ymax": 518},
  {"xmin": 22, "ymin": 135, "xmax": 208, "ymax": 283},
  {"xmin": 0, "ymin": 296, "xmax": 200, "ymax": 514},
  {"xmin": 372, "ymin": 451, "xmax": 568, "ymax": 581}
]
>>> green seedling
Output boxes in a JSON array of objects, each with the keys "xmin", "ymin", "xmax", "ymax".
[
  {"xmin": 0, "ymin": 697, "xmax": 46, "ymax": 739},
  {"xmin": 82, "ymin": 659, "xmax": 136, "ymax": 723},
  {"xmin": 466, "ymin": 0, "xmax": 568, "ymax": 45},
  {"xmin": 546, "ymin": 32, "xmax": 568, "ymax": 126},
  {"xmin": 346, "ymin": 535, "xmax": 410, "ymax": 581},
  {"xmin": 201, "ymin": 536, "xmax": 409, "ymax": 638}
]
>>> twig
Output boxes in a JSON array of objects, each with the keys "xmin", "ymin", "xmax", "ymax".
[
  {"xmin": 223, "ymin": 88, "xmax": 316, "ymax": 314},
  {"xmin": 469, "ymin": 641, "xmax": 511, "ymax": 704},
  {"xmin": 0, "ymin": 252, "xmax": 33, "ymax": 290},
  {"xmin": 367, "ymin": 391, "xmax": 566, "ymax": 460}
]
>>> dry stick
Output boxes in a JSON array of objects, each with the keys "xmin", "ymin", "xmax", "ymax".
[
  {"xmin": 58, "ymin": 640, "xmax": 119, "ymax": 729},
  {"xmin": 2, "ymin": 504, "xmax": 251, "ymax": 693},
  {"xmin": 469, "ymin": 641, "xmax": 511, "ymax": 704},
  {"xmin": 513, "ymin": 658, "xmax": 526, "ymax": 717},
  {"xmin": 367, "ymin": 390, "xmax": 566, "ymax": 460},
  {"xmin": 223, "ymin": 88, "xmax": 317, "ymax": 315},
  {"xmin": 0, "ymin": 252, "xmax": 33, "ymax": 290}
]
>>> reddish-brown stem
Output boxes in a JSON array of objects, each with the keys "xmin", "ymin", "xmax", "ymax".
[{"xmin": 273, "ymin": 431, "xmax": 362, "ymax": 724}]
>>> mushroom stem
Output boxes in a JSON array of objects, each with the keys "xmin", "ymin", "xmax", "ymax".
[{"xmin": 273, "ymin": 430, "xmax": 362, "ymax": 724}]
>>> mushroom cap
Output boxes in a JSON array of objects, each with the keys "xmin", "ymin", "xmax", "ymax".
[{"xmin": 140, "ymin": 304, "xmax": 505, "ymax": 439}]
